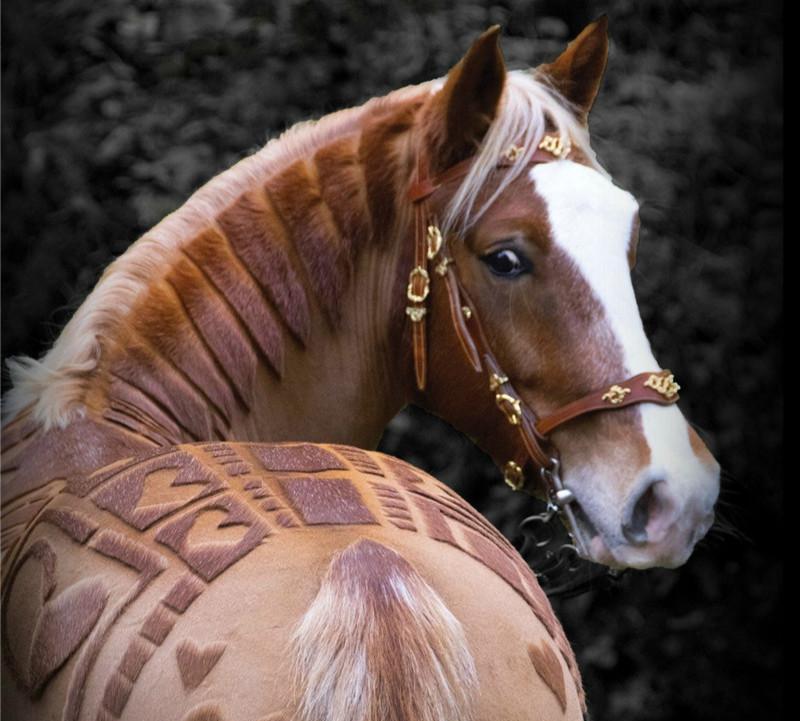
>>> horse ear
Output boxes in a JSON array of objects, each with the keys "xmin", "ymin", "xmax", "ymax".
[
  {"xmin": 536, "ymin": 15, "xmax": 609, "ymax": 124},
  {"xmin": 425, "ymin": 26, "xmax": 506, "ymax": 172}
]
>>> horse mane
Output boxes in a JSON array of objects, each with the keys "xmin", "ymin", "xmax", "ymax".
[
  {"xmin": 3, "ymin": 70, "xmax": 598, "ymax": 430},
  {"xmin": 439, "ymin": 71, "xmax": 602, "ymax": 236}
]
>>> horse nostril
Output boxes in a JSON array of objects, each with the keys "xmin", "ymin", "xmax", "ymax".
[{"xmin": 622, "ymin": 482, "xmax": 661, "ymax": 546}]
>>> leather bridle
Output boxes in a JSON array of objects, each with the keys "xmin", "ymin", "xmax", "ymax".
[{"xmin": 405, "ymin": 133, "xmax": 681, "ymax": 556}]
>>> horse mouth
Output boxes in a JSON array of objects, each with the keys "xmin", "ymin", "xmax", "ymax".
[
  {"xmin": 566, "ymin": 501, "xmax": 619, "ymax": 564},
  {"xmin": 515, "ymin": 484, "xmax": 626, "ymax": 593},
  {"xmin": 517, "ymin": 462, "xmax": 624, "ymax": 568},
  {"xmin": 569, "ymin": 501, "xmax": 600, "ymax": 544},
  {"xmin": 557, "ymin": 494, "xmax": 631, "ymax": 569}
]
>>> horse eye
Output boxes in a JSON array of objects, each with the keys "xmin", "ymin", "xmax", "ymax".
[{"xmin": 481, "ymin": 248, "xmax": 532, "ymax": 278}]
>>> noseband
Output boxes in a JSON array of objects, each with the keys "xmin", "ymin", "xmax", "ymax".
[{"xmin": 405, "ymin": 134, "xmax": 681, "ymax": 556}]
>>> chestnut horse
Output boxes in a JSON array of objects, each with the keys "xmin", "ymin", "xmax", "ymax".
[{"xmin": 1, "ymin": 19, "xmax": 719, "ymax": 721}]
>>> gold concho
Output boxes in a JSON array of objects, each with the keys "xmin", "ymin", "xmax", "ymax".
[
  {"xmin": 426, "ymin": 224, "xmax": 443, "ymax": 260},
  {"xmin": 602, "ymin": 385, "xmax": 631, "ymax": 405},
  {"xmin": 538, "ymin": 134, "xmax": 569, "ymax": 158},
  {"xmin": 488, "ymin": 372, "xmax": 509, "ymax": 392},
  {"xmin": 405, "ymin": 306, "xmax": 427, "ymax": 323},
  {"xmin": 503, "ymin": 460, "xmax": 525, "ymax": 491},
  {"xmin": 434, "ymin": 257, "xmax": 453, "ymax": 276},
  {"xmin": 644, "ymin": 373, "xmax": 680, "ymax": 399},
  {"xmin": 503, "ymin": 144, "xmax": 525, "ymax": 162}
]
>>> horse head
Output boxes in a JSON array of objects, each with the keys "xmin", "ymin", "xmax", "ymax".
[
  {"xmin": 1, "ymin": 19, "xmax": 720, "ymax": 576},
  {"xmin": 409, "ymin": 20, "xmax": 720, "ymax": 570}
]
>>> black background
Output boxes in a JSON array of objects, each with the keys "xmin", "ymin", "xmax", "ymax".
[{"xmin": 2, "ymin": 1, "xmax": 782, "ymax": 719}]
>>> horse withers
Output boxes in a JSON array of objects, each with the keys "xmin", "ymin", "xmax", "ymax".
[{"xmin": 2, "ymin": 18, "xmax": 720, "ymax": 721}]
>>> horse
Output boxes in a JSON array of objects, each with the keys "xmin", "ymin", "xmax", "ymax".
[{"xmin": 1, "ymin": 18, "xmax": 720, "ymax": 721}]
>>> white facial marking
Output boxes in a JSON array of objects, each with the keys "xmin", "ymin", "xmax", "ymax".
[
  {"xmin": 530, "ymin": 161, "xmax": 717, "ymax": 532},
  {"xmin": 530, "ymin": 161, "xmax": 653, "ymax": 373}
]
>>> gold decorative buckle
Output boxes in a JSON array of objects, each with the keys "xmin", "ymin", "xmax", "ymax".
[
  {"xmin": 426, "ymin": 225, "xmax": 443, "ymax": 260},
  {"xmin": 495, "ymin": 392, "xmax": 522, "ymax": 426},
  {"xmin": 406, "ymin": 266, "xmax": 430, "ymax": 303},
  {"xmin": 488, "ymin": 372, "xmax": 509, "ymax": 392},
  {"xmin": 405, "ymin": 306, "xmax": 427, "ymax": 323},
  {"xmin": 538, "ymin": 134, "xmax": 570, "ymax": 158},
  {"xmin": 602, "ymin": 384, "xmax": 631, "ymax": 405},
  {"xmin": 644, "ymin": 373, "xmax": 680, "ymax": 399},
  {"xmin": 503, "ymin": 460, "xmax": 525, "ymax": 491}
]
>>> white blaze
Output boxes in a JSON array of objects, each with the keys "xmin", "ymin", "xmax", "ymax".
[
  {"xmin": 530, "ymin": 161, "xmax": 653, "ymax": 372},
  {"xmin": 529, "ymin": 161, "xmax": 708, "ymax": 508}
]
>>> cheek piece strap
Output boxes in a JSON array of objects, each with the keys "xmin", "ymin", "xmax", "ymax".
[{"xmin": 405, "ymin": 135, "xmax": 680, "ymax": 555}]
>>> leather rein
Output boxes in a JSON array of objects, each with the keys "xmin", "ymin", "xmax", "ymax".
[{"xmin": 405, "ymin": 134, "xmax": 681, "ymax": 556}]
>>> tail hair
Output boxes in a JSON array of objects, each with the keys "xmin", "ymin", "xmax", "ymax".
[{"xmin": 291, "ymin": 538, "xmax": 477, "ymax": 721}]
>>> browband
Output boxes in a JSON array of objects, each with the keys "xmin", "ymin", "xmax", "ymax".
[{"xmin": 405, "ymin": 133, "xmax": 680, "ymax": 554}]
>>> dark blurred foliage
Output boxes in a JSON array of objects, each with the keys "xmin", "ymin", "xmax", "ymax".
[{"xmin": 2, "ymin": 1, "xmax": 782, "ymax": 719}]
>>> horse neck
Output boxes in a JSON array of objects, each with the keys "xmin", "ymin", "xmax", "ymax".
[
  {"xmin": 84, "ymin": 118, "xmax": 419, "ymax": 451},
  {"xmin": 1, "ymin": 236, "xmax": 412, "ymax": 513}
]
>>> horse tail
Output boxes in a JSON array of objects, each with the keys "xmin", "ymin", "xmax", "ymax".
[{"xmin": 290, "ymin": 538, "xmax": 477, "ymax": 721}]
